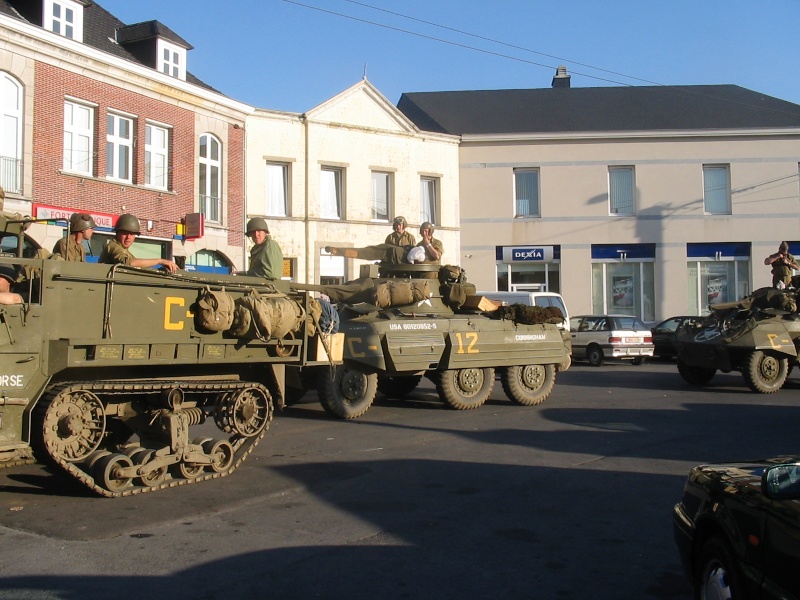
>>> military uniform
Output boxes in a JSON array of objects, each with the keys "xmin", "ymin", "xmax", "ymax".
[
  {"xmin": 52, "ymin": 236, "xmax": 87, "ymax": 262},
  {"xmin": 385, "ymin": 231, "xmax": 416, "ymax": 247},
  {"xmin": 770, "ymin": 252, "xmax": 797, "ymax": 287},
  {"xmin": 98, "ymin": 239, "xmax": 135, "ymax": 265},
  {"xmin": 247, "ymin": 237, "xmax": 283, "ymax": 280},
  {"xmin": 416, "ymin": 237, "xmax": 444, "ymax": 279}
]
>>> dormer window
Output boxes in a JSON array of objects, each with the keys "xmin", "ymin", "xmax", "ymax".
[
  {"xmin": 44, "ymin": 0, "xmax": 83, "ymax": 41},
  {"xmin": 157, "ymin": 39, "xmax": 186, "ymax": 80}
]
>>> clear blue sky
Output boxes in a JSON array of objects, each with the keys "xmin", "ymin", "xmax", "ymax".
[{"xmin": 100, "ymin": 0, "xmax": 800, "ymax": 113}]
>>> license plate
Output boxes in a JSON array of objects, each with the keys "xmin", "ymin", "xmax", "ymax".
[{"xmin": 624, "ymin": 337, "xmax": 641, "ymax": 344}]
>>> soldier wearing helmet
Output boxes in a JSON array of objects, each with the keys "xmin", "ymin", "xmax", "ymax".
[
  {"xmin": 98, "ymin": 213, "xmax": 178, "ymax": 273},
  {"xmin": 244, "ymin": 217, "xmax": 283, "ymax": 280},
  {"xmin": 385, "ymin": 216, "xmax": 416, "ymax": 247},
  {"xmin": 52, "ymin": 213, "xmax": 96, "ymax": 261},
  {"xmin": 417, "ymin": 221, "xmax": 443, "ymax": 264}
]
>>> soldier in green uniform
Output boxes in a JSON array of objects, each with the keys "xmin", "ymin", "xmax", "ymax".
[
  {"xmin": 764, "ymin": 241, "xmax": 799, "ymax": 287},
  {"xmin": 417, "ymin": 221, "xmax": 443, "ymax": 264},
  {"xmin": 385, "ymin": 216, "xmax": 416, "ymax": 247},
  {"xmin": 244, "ymin": 217, "xmax": 283, "ymax": 280},
  {"xmin": 99, "ymin": 213, "xmax": 178, "ymax": 273},
  {"xmin": 52, "ymin": 213, "xmax": 95, "ymax": 261}
]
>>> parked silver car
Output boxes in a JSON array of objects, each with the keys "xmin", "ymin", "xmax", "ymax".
[{"xmin": 569, "ymin": 314, "xmax": 654, "ymax": 366}]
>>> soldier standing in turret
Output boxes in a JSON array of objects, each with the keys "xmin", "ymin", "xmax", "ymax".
[
  {"xmin": 764, "ymin": 241, "xmax": 799, "ymax": 287},
  {"xmin": 385, "ymin": 216, "xmax": 415, "ymax": 247}
]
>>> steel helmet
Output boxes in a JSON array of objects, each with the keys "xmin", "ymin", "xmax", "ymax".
[
  {"xmin": 115, "ymin": 213, "xmax": 141, "ymax": 234},
  {"xmin": 246, "ymin": 217, "xmax": 269, "ymax": 234},
  {"xmin": 420, "ymin": 221, "xmax": 435, "ymax": 234},
  {"xmin": 393, "ymin": 216, "xmax": 407, "ymax": 226},
  {"xmin": 69, "ymin": 212, "xmax": 96, "ymax": 233}
]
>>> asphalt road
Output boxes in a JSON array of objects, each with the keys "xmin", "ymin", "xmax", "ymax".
[{"xmin": 0, "ymin": 361, "xmax": 798, "ymax": 600}]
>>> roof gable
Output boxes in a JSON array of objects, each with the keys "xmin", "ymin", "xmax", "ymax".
[
  {"xmin": 306, "ymin": 79, "xmax": 419, "ymax": 134},
  {"xmin": 397, "ymin": 85, "xmax": 800, "ymax": 135}
]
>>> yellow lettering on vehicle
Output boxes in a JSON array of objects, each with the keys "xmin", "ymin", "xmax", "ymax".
[
  {"xmin": 347, "ymin": 337, "xmax": 365, "ymax": 358},
  {"xmin": 455, "ymin": 332, "xmax": 480, "ymax": 354},
  {"xmin": 768, "ymin": 333, "xmax": 785, "ymax": 349},
  {"xmin": 164, "ymin": 297, "xmax": 185, "ymax": 331}
]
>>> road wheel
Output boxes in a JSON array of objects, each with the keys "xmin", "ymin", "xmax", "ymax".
[
  {"xmin": 318, "ymin": 365, "xmax": 377, "ymax": 419},
  {"xmin": 631, "ymin": 357, "xmax": 644, "ymax": 366},
  {"xmin": 587, "ymin": 345, "xmax": 604, "ymax": 367},
  {"xmin": 742, "ymin": 350, "xmax": 788, "ymax": 394},
  {"xmin": 500, "ymin": 364, "xmax": 556, "ymax": 406},
  {"xmin": 695, "ymin": 536, "xmax": 743, "ymax": 600},
  {"xmin": 377, "ymin": 375, "xmax": 422, "ymax": 399},
  {"xmin": 677, "ymin": 361, "xmax": 716, "ymax": 386},
  {"xmin": 436, "ymin": 367, "xmax": 494, "ymax": 410}
]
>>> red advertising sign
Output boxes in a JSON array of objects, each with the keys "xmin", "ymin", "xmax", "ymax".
[{"xmin": 33, "ymin": 204, "xmax": 116, "ymax": 230}]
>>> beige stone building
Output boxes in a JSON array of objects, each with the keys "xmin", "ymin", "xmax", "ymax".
[
  {"xmin": 398, "ymin": 71, "xmax": 800, "ymax": 322},
  {"xmin": 244, "ymin": 79, "xmax": 460, "ymax": 284}
]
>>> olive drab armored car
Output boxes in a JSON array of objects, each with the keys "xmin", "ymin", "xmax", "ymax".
[
  {"xmin": 297, "ymin": 245, "xmax": 572, "ymax": 419},
  {"xmin": 0, "ymin": 216, "xmax": 336, "ymax": 496},
  {"xmin": 675, "ymin": 286, "xmax": 800, "ymax": 393}
]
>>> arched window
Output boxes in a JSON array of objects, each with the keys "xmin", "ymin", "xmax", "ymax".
[
  {"xmin": 198, "ymin": 134, "xmax": 221, "ymax": 224},
  {"xmin": 0, "ymin": 73, "xmax": 23, "ymax": 194}
]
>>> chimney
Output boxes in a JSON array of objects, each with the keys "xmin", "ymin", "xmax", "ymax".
[{"xmin": 552, "ymin": 65, "xmax": 571, "ymax": 88}]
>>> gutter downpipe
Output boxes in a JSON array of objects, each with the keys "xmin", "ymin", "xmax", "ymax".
[{"xmin": 302, "ymin": 113, "xmax": 311, "ymax": 284}]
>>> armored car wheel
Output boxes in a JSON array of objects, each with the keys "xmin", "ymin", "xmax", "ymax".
[
  {"xmin": 437, "ymin": 367, "xmax": 495, "ymax": 410},
  {"xmin": 318, "ymin": 365, "xmax": 378, "ymax": 419},
  {"xmin": 677, "ymin": 361, "xmax": 716, "ymax": 386},
  {"xmin": 500, "ymin": 364, "xmax": 556, "ymax": 406},
  {"xmin": 377, "ymin": 375, "xmax": 422, "ymax": 399},
  {"xmin": 742, "ymin": 350, "xmax": 788, "ymax": 394}
]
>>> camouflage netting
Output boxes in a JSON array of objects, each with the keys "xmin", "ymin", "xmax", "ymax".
[{"xmin": 490, "ymin": 303, "xmax": 565, "ymax": 325}]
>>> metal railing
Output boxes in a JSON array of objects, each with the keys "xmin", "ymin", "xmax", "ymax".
[
  {"xmin": 199, "ymin": 194, "xmax": 222, "ymax": 224},
  {"xmin": 0, "ymin": 156, "xmax": 22, "ymax": 194}
]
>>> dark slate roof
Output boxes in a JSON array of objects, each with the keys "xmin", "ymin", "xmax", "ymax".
[
  {"xmin": 116, "ymin": 20, "xmax": 193, "ymax": 50},
  {"xmin": 397, "ymin": 85, "xmax": 800, "ymax": 135},
  {"xmin": 0, "ymin": 0, "xmax": 216, "ymax": 92}
]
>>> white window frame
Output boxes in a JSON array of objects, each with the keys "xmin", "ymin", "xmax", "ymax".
[
  {"xmin": 106, "ymin": 112, "xmax": 133, "ymax": 183},
  {"xmin": 609, "ymin": 166, "xmax": 635, "ymax": 215},
  {"xmin": 320, "ymin": 167, "xmax": 343, "ymax": 220},
  {"xmin": 145, "ymin": 122, "xmax": 170, "ymax": 190},
  {"xmin": 703, "ymin": 164, "xmax": 731, "ymax": 215},
  {"xmin": 63, "ymin": 99, "xmax": 94, "ymax": 176},
  {"xmin": 514, "ymin": 168, "xmax": 540, "ymax": 218},
  {"xmin": 44, "ymin": 0, "xmax": 83, "ymax": 41},
  {"xmin": 265, "ymin": 162, "xmax": 289, "ymax": 217},
  {"xmin": 420, "ymin": 176, "xmax": 439, "ymax": 225},
  {"xmin": 157, "ymin": 39, "xmax": 187, "ymax": 81},
  {"xmin": 371, "ymin": 171, "xmax": 392, "ymax": 222},
  {"xmin": 0, "ymin": 73, "xmax": 23, "ymax": 194},
  {"xmin": 199, "ymin": 133, "xmax": 222, "ymax": 224}
]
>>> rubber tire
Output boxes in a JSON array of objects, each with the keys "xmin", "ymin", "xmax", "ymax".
[
  {"xmin": 377, "ymin": 375, "xmax": 422, "ymax": 399},
  {"xmin": 695, "ymin": 536, "xmax": 743, "ymax": 600},
  {"xmin": 318, "ymin": 365, "xmax": 378, "ymax": 419},
  {"xmin": 631, "ymin": 357, "xmax": 644, "ymax": 366},
  {"xmin": 436, "ymin": 367, "xmax": 495, "ymax": 410},
  {"xmin": 500, "ymin": 364, "xmax": 556, "ymax": 406},
  {"xmin": 742, "ymin": 350, "xmax": 788, "ymax": 394},
  {"xmin": 587, "ymin": 345, "xmax": 604, "ymax": 367},
  {"xmin": 677, "ymin": 361, "xmax": 716, "ymax": 386}
]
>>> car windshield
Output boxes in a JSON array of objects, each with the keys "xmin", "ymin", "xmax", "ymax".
[{"xmin": 611, "ymin": 317, "xmax": 647, "ymax": 331}]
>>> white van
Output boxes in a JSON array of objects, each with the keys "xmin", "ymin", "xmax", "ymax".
[{"xmin": 477, "ymin": 291, "xmax": 570, "ymax": 330}]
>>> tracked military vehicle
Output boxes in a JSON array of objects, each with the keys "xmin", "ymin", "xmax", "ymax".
[
  {"xmin": 299, "ymin": 244, "xmax": 571, "ymax": 418},
  {"xmin": 675, "ymin": 287, "xmax": 800, "ymax": 393},
  {"xmin": 0, "ymin": 214, "xmax": 335, "ymax": 496}
]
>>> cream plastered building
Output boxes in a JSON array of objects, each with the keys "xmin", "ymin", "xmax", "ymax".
[
  {"xmin": 245, "ymin": 79, "xmax": 460, "ymax": 284},
  {"xmin": 398, "ymin": 73, "xmax": 800, "ymax": 322}
]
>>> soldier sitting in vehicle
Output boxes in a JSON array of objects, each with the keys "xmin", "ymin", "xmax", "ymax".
[
  {"xmin": 99, "ymin": 214, "xmax": 179, "ymax": 273},
  {"xmin": 0, "ymin": 265, "xmax": 24, "ymax": 305}
]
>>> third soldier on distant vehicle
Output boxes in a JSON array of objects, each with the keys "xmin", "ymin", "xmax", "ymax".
[
  {"xmin": 244, "ymin": 217, "xmax": 283, "ymax": 280},
  {"xmin": 53, "ymin": 213, "xmax": 95, "ymax": 261},
  {"xmin": 385, "ymin": 216, "xmax": 415, "ymax": 247}
]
